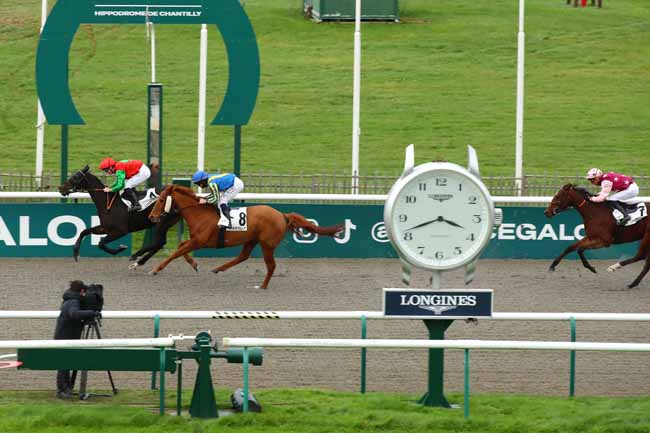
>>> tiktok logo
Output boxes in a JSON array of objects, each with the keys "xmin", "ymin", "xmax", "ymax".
[{"xmin": 334, "ymin": 219, "xmax": 357, "ymax": 244}]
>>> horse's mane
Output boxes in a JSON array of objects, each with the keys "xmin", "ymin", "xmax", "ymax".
[
  {"xmin": 563, "ymin": 183, "xmax": 593, "ymax": 199},
  {"xmin": 170, "ymin": 185, "xmax": 199, "ymax": 200}
]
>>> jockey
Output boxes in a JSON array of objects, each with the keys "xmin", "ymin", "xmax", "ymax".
[
  {"xmin": 99, "ymin": 157, "xmax": 151, "ymax": 212},
  {"xmin": 586, "ymin": 167, "xmax": 639, "ymax": 226},
  {"xmin": 191, "ymin": 170, "xmax": 244, "ymax": 228}
]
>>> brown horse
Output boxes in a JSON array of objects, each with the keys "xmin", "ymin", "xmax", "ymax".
[
  {"xmin": 148, "ymin": 185, "xmax": 344, "ymax": 289},
  {"xmin": 544, "ymin": 184, "xmax": 649, "ymax": 287}
]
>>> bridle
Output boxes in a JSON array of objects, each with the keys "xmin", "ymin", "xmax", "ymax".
[
  {"xmin": 63, "ymin": 169, "xmax": 116, "ymax": 210},
  {"xmin": 550, "ymin": 188, "xmax": 587, "ymax": 215},
  {"xmin": 153, "ymin": 188, "xmax": 200, "ymax": 220}
]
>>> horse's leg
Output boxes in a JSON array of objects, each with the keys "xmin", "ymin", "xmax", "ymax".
[
  {"xmin": 211, "ymin": 240, "xmax": 258, "ymax": 274},
  {"xmin": 72, "ymin": 225, "xmax": 106, "ymax": 261},
  {"xmin": 98, "ymin": 232, "xmax": 129, "ymax": 255},
  {"xmin": 628, "ymin": 256, "xmax": 650, "ymax": 289},
  {"xmin": 549, "ymin": 237, "xmax": 604, "ymax": 272},
  {"xmin": 258, "ymin": 243, "xmax": 277, "ymax": 290},
  {"xmin": 149, "ymin": 239, "xmax": 199, "ymax": 275},
  {"xmin": 576, "ymin": 249, "xmax": 597, "ymax": 274},
  {"xmin": 608, "ymin": 234, "xmax": 650, "ymax": 273}
]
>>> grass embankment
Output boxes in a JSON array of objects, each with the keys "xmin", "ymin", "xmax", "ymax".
[
  {"xmin": 1, "ymin": 389, "xmax": 650, "ymax": 433},
  {"xmin": 1, "ymin": 0, "xmax": 649, "ymax": 176}
]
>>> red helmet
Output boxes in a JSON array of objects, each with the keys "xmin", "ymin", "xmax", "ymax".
[{"xmin": 99, "ymin": 157, "xmax": 116, "ymax": 171}]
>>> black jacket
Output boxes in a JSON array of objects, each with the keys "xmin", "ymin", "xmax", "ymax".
[{"xmin": 53, "ymin": 290, "xmax": 96, "ymax": 340}]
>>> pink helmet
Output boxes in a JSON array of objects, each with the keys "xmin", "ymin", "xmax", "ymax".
[{"xmin": 585, "ymin": 168, "xmax": 603, "ymax": 179}]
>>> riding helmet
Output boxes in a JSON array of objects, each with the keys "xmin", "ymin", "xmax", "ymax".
[
  {"xmin": 192, "ymin": 170, "xmax": 209, "ymax": 184},
  {"xmin": 99, "ymin": 157, "xmax": 116, "ymax": 171},
  {"xmin": 585, "ymin": 168, "xmax": 603, "ymax": 179}
]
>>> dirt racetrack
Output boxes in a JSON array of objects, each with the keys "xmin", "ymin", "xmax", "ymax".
[{"xmin": 2, "ymin": 257, "xmax": 650, "ymax": 398}]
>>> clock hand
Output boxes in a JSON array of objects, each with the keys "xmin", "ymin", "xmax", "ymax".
[
  {"xmin": 405, "ymin": 216, "xmax": 444, "ymax": 232},
  {"xmin": 443, "ymin": 218, "xmax": 464, "ymax": 229}
]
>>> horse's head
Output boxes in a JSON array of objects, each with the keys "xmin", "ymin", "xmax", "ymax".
[
  {"xmin": 544, "ymin": 184, "xmax": 590, "ymax": 217},
  {"xmin": 149, "ymin": 185, "xmax": 199, "ymax": 222},
  {"xmin": 58, "ymin": 165, "xmax": 91, "ymax": 196}
]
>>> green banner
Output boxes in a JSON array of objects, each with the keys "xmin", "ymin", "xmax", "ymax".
[
  {"xmin": 0, "ymin": 204, "xmax": 131, "ymax": 257},
  {"xmin": 194, "ymin": 204, "xmax": 638, "ymax": 260}
]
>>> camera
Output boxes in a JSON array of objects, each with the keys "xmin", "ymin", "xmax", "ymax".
[{"xmin": 81, "ymin": 284, "xmax": 104, "ymax": 312}]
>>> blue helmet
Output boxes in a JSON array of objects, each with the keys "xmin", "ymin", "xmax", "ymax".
[{"xmin": 191, "ymin": 170, "xmax": 209, "ymax": 184}]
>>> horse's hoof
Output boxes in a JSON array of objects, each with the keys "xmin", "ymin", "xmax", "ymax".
[
  {"xmin": 607, "ymin": 263, "xmax": 622, "ymax": 273},
  {"xmin": 73, "ymin": 255, "xmax": 79, "ymax": 262},
  {"xmin": 588, "ymin": 267, "xmax": 597, "ymax": 274},
  {"xmin": 148, "ymin": 269, "xmax": 157, "ymax": 276},
  {"xmin": 193, "ymin": 265, "xmax": 199, "ymax": 273},
  {"xmin": 211, "ymin": 269, "xmax": 220, "ymax": 274},
  {"xmin": 627, "ymin": 283, "xmax": 638, "ymax": 289},
  {"xmin": 129, "ymin": 262, "xmax": 139, "ymax": 270},
  {"xmin": 548, "ymin": 266, "xmax": 555, "ymax": 272}
]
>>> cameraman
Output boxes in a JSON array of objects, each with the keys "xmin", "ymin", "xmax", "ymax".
[{"xmin": 54, "ymin": 280, "xmax": 101, "ymax": 399}]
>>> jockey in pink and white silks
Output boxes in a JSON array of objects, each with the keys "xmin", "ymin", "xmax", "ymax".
[{"xmin": 586, "ymin": 168, "xmax": 639, "ymax": 226}]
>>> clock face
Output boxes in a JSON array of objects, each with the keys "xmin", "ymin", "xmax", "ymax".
[{"xmin": 385, "ymin": 163, "xmax": 494, "ymax": 270}]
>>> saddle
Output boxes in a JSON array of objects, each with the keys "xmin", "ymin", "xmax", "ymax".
[
  {"xmin": 119, "ymin": 188, "xmax": 159, "ymax": 212},
  {"xmin": 609, "ymin": 201, "xmax": 647, "ymax": 227}
]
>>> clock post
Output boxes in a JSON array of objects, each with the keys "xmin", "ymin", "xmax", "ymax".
[{"xmin": 383, "ymin": 144, "xmax": 501, "ymax": 408}]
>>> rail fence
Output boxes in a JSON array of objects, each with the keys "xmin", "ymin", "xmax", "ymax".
[{"xmin": 4, "ymin": 171, "xmax": 650, "ymax": 199}]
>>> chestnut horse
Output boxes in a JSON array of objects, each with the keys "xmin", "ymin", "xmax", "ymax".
[
  {"xmin": 544, "ymin": 184, "xmax": 650, "ymax": 288},
  {"xmin": 148, "ymin": 185, "xmax": 344, "ymax": 289}
]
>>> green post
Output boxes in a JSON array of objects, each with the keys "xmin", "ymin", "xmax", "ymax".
[
  {"xmin": 418, "ymin": 319, "xmax": 453, "ymax": 408},
  {"xmin": 360, "ymin": 315, "xmax": 367, "ymax": 394},
  {"xmin": 234, "ymin": 125, "xmax": 241, "ymax": 176},
  {"xmin": 60, "ymin": 125, "xmax": 68, "ymax": 203},
  {"xmin": 464, "ymin": 349, "xmax": 470, "ymax": 419},
  {"xmin": 151, "ymin": 315, "xmax": 161, "ymax": 390},
  {"xmin": 176, "ymin": 360, "xmax": 183, "ymax": 416},
  {"xmin": 159, "ymin": 348, "xmax": 166, "ymax": 415},
  {"xmin": 569, "ymin": 316, "xmax": 576, "ymax": 397},
  {"xmin": 189, "ymin": 334, "xmax": 218, "ymax": 418},
  {"xmin": 243, "ymin": 347, "xmax": 249, "ymax": 413}
]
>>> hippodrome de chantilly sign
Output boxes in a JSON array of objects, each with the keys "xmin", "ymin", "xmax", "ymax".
[{"xmin": 36, "ymin": 0, "xmax": 259, "ymax": 125}]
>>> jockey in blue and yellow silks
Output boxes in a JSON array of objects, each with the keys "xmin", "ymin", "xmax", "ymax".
[{"xmin": 191, "ymin": 170, "xmax": 245, "ymax": 228}]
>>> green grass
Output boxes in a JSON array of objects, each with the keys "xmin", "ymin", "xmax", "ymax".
[
  {"xmin": 2, "ymin": 389, "xmax": 650, "ymax": 433},
  {"xmin": 1, "ymin": 0, "xmax": 649, "ymax": 177}
]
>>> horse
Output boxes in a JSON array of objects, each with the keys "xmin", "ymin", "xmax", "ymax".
[
  {"xmin": 148, "ymin": 184, "xmax": 344, "ymax": 289},
  {"xmin": 58, "ymin": 165, "xmax": 194, "ymax": 270},
  {"xmin": 544, "ymin": 183, "xmax": 649, "ymax": 287}
]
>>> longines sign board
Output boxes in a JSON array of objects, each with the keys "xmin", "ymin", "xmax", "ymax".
[
  {"xmin": 383, "ymin": 289, "xmax": 493, "ymax": 319},
  {"xmin": 0, "ymin": 204, "xmax": 131, "ymax": 257}
]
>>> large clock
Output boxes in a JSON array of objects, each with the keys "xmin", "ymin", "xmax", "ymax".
[{"xmin": 384, "ymin": 157, "xmax": 496, "ymax": 272}]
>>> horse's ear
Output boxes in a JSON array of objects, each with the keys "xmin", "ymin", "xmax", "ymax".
[
  {"xmin": 562, "ymin": 184, "xmax": 572, "ymax": 190},
  {"xmin": 82, "ymin": 165, "xmax": 89, "ymax": 173}
]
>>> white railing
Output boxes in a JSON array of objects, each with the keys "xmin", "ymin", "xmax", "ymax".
[
  {"xmin": 1, "ymin": 310, "xmax": 650, "ymax": 321},
  {"xmin": 222, "ymin": 337, "xmax": 650, "ymax": 352},
  {"xmin": 0, "ymin": 336, "xmax": 181, "ymax": 350}
]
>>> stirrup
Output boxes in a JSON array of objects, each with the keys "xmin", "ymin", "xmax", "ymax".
[{"xmin": 218, "ymin": 216, "xmax": 230, "ymax": 228}]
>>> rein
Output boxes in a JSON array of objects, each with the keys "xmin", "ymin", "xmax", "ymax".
[{"xmin": 577, "ymin": 199, "xmax": 587, "ymax": 208}]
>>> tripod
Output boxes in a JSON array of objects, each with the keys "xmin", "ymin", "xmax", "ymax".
[{"xmin": 70, "ymin": 318, "xmax": 118, "ymax": 400}]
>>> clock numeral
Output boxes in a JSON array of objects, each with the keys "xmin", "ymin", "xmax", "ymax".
[
  {"xmin": 405, "ymin": 195, "xmax": 417, "ymax": 204},
  {"xmin": 434, "ymin": 251, "xmax": 444, "ymax": 259},
  {"xmin": 454, "ymin": 246, "xmax": 462, "ymax": 255},
  {"xmin": 473, "ymin": 214, "xmax": 482, "ymax": 223},
  {"xmin": 435, "ymin": 178, "xmax": 447, "ymax": 187},
  {"xmin": 417, "ymin": 246, "xmax": 425, "ymax": 255},
  {"xmin": 466, "ymin": 233, "xmax": 475, "ymax": 241},
  {"xmin": 418, "ymin": 183, "xmax": 427, "ymax": 191},
  {"xmin": 403, "ymin": 232, "xmax": 413, "ymax": 241},
  {"xmin": 398, "ymin": 214, "xmax": 408, "ymax": 223},
  {"xmin": 468, "ymin": 196, "xmax": 477, "ymax": 204},
  {"xmin": 458, "ymin": 183, "xmax": 463, "ymax": 192}
]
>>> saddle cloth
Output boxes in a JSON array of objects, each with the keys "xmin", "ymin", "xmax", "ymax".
[
  {"xmin": 120, "ymin": 188, "xmax": 158, "ymax": 212},
  {"xmin": 221, "ymin": 207, "xmax": 248, "ymax": 231},
  {"xmin": 611, "ymin": 202, "xmax": 647, "ymax": 226}
]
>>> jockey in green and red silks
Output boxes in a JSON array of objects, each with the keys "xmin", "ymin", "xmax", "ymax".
[
  {"xmin": 586, "ymin": 168, "xmax": 639, "ymax": 226},
  {"xmin": 99, "ymin": 157, "xmax": 151, "ymax": 212}
]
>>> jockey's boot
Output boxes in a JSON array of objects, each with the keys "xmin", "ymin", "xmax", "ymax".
[
  {"xmin": 218, "ymin": 203, "xmax": 232, "ymax": 228},
  {"xmin": 611, "ymin": 201, "xmax": 630, "ymax": 226},
  {"xmin": 123, "ymin": 188, "xmax": 141, "ymax": 212}
]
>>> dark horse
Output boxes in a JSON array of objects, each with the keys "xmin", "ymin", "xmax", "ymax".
[
  {"xmin": 58, "ymin": 166, "xmax": 192, "ymax": 269},
  {"xmin": 148, "ymin": 185, "xmax": 344, "ymax": 289},
  {"xmin": 544, "ymin": 184, "xmax": 649, "ymax": 288}
]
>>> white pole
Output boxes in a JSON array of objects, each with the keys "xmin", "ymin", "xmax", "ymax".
[
  {"xmin": 351, "ymin": 0, "xmax": 362, "ymax": 194},
  {"xmin": 197, "ymin": 24, "xmax": 208, "ymax": 173},
  {"xmin": 35, "ymin": 0, "xmax": 48, "ymax": 188},
  {"xmin": 514, "ymin": 0, "xmax": 525, "ymax": 196},
  {"xmin": 149, "ymin": 22, "xmax": 156, "ymax": 82}
]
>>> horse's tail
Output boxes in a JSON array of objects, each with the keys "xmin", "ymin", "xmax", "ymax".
[{"xmin": 284, "ymin": 213, "xmax": 343, "ymax": 237}]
